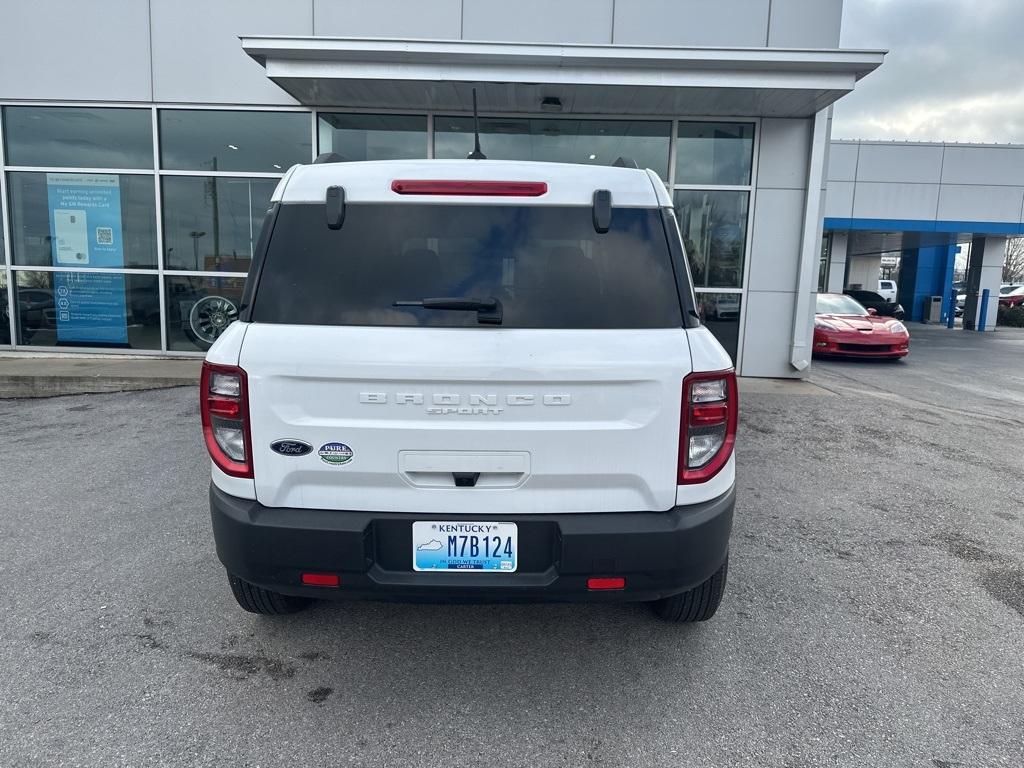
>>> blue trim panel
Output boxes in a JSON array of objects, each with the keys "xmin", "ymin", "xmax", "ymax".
[{"xmin": 824, "ymin": 218, "xmax": 1024, "ymax": 235}]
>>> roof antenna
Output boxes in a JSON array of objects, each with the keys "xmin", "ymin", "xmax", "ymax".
[{"xmin": 467, "ymin": 88, "xmax": 487, "ymax": 160}]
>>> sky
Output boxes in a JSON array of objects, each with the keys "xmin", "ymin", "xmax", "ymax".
[{"xmin": 832, "ymin": 0, "xmax": 1024, "ymax": 143}]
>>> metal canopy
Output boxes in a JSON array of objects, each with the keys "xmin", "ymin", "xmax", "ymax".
[{"xmin": 241, "ymin": 37, "xmax": 885, "ymax": 117}]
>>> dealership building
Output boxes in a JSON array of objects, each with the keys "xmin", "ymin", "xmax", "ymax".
[{"xmin": 0, "ymin": 0, "xmax": 891, "ymax": 377}]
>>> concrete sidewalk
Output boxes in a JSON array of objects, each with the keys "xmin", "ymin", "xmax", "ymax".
[{"xmin": 0, "ymin": 355, "xmax": 202, "ymax": 398}]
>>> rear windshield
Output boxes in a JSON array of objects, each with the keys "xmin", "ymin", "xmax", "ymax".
[{"xmin": 251, "ymin": 203, "xmax": 683, "ymax": 329}]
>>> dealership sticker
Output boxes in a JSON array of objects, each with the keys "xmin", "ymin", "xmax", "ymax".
[{"xmin": 318, "ymin": 442, "xmax": 354, "ymax": 466}]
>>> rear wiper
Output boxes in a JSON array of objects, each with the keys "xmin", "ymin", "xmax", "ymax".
[{"xmin": 393, "ymin": 296, "xmax": 503, "ymax": 325}]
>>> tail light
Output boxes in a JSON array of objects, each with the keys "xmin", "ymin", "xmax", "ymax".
[
  {"xmin": 678, "ymin": 370, "xmax": 737, "ymax": 484},
  {"xmin": 200, "ymin": 362, "xmax": 252, "ymax": 478}
]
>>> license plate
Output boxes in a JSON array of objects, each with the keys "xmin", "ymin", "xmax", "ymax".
[{"xmin": 412, "ymin": 521, "xmax": 517, "ymax": 572}]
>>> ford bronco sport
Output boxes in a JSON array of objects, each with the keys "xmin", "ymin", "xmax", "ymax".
[{"xmin": 202, "ymin": 159, "xmax": 736, "ymax": 622}]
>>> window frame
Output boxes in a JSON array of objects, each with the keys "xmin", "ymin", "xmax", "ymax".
[{"xmin": 0, "ymin": 102, "xmax": 758, "ymax": 359}]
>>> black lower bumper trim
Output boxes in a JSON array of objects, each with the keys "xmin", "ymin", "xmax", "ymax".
[{"xmin": 210, "ymin": 484, "xmax": 734, "ymax": 603}]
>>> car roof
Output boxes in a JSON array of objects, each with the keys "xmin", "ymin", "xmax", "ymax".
[{"xmin": 272, "ymin": 159, "xmax": 670, "ymax": 207}]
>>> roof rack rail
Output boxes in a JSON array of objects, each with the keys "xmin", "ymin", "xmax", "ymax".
[{"xmin": 314, "ymin": 152, "xmax": 344, "ymax": 164}]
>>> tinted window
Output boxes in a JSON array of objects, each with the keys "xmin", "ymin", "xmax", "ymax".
[
  {"xmin": 317, "ymin": 113, "xmax": 427, "ymax": 161},
  {"xmin": 253, "ymin": 204, "xmax": 683, "ymax": 329},
  {"xmin": 434, "ymin": 117, "xmax": 672, "ymax": 180},
  {"xmin": 159, "ymin": 110, "xmax": 310, "ymax": 172},
  {"xmin": 695, "ymin": 292, "xmax": 741, "ymax": 363},
  {"xmin": 7, "ymin": 172, "xmax": 157, "ymax": 269},
  {"xmin": 675, "ymin": 122, "xmax": 754, "ymax": 186},
  {"xmin": 14, "ymin": 270, "xmax": 160, "ymax": 349},
  {"xmin": 161, "ymin": 176, "xmax": 276, "ymax": 271},
  {"xmin": 673, "ymin": 190, "xmax": 748, "ymax": 289},
  {"xmin": 3, "ymin": 106, "xmax": 153, "ymax": 169}
]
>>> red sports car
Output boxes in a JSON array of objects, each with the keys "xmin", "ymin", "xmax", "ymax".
[
  {"xmin": 998, "ymin": 286, "xmax": 1024, "ymax": 308},
  {"xmin": 813, "ymin": 293, "xmax": 910, "ymax": 359}
]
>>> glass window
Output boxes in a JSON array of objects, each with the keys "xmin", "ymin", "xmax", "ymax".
[
  {"xmin": 161, "ymin": 176, "xmax": 275, "ymax": 271},
  {"xmin": 318, "ymin": 113, "xmax": 427, "ymax": 162},
  {"xmin": 0, "ymin": 204, "xmax": 5, "ymax": 265},
  {"xmin": 816, "ymin": 293, "xmax": 869, "ymax": 316},
  {"xmin": 694, "ymin": 292, "xmax": 741, "ymax": 363},
  {"xmin": 675, "ymin": 122, "xmax": 754, "ymax": 186},
  {"xmin": 252, "ymin": 203, "xmax": 682, "ymax": 329},
  {"xmin": 165, "ymin": 275, "xmax": 246, "ymax": 352},
  {"xmin": 674, "ymin": 190, "xmax": 749, "ymax": 289},
  {"xmin": 159, "ymin": 110, "xmax": 311, "ymax": 173},
  {"xmin": 3, "ymin": 106, "xmax": 153, "ymax": 169},
  {"xmin": 14, "ymin": 270, "xmax": 160, "ymax": 349},
  {"xmin": 0, "ymin": 272, "xmax": 9, "ymax": 345},
  {"xmin": 434, "ymin": 117, "xmax": 672, "ymax": 179},
  {"xmin": 6, "ymin": 172, "xmax": 157, "ymax": 269}
]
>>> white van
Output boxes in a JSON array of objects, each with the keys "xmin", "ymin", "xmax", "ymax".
[{"xmin": 201, "ymin": 159, "xmax": 737, "ymax": 623}]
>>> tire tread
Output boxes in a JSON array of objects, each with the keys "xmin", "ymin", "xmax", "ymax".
[
  {"xmin": 228, "ymin": 573, "xmax": 312, "ymax": 615},
  {"xmin": 651, "ymin": 557, "xmax": 728, "ymax": 623}
]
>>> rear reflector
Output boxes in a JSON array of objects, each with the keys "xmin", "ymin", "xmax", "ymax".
[
  {"xmin": 587, "ymin": 577, "xmax": 626, "ymax": 591},
  {"xmin": 301, "ymin": 573, "xmax": 340, "ymax": 587},
  {"xmin": 391, "ymin": 180, "xmax": 548, "ymax": 197}
]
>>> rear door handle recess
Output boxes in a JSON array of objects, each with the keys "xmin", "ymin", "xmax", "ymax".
[
  {"xmin": 399, "ymin": 451, "xmax": 530, "ymax": 489},
  {"xmin": 452, "ymin": 472, "xmax": 480, "ymax": 488}
]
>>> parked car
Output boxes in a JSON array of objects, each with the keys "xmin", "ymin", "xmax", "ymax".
[
  {"xmin": 15, "ymin": 287, "xmax": 58, "ymax": 343},
  {"xmin": 844, "ymin": 289, "xmax": 905, "ymax": 319},
  {"xmin": 998, "ymin": 286, "xmax": 1024, "ymax": 308},
  {"xmin": 959, "ymin": 284, "xmax": 1022, "ymax": 314},
  {"xmin": 877, "ymin": 279, "xmax": 897, "ymax": 302},
  {"xmin": 202, "ymin": 159, "xmax": 738, "ymax": 623},
  {"xmin": 813, "ymin": 293, "xmax": 910, "ymax": 359},
  {"xmin": 701, "ymin": 293, "xmax": 740, "ymax": 320}
]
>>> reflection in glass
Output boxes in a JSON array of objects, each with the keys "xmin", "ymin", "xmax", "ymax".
[
  {"xmin": 161, "ymin": 177, "xmax": 275, "ymax": 271},
  {"xmin": 159, "ymin": 110, "xmax": 311, "ymax": 172},
  {"xmin": 434, "ymin": 117, "xmax": 672, "ymax": 179},
  {"xmin": 0, "ymin": 272, "xmax": 9, "ymax": 345},
  {"xmin": 0, "ymin": 204, "xmax": 5, "ymax": 265},
  {"xmin": 6, "ymin": 172, "xmax": 158, "ymax": 269},
  {"xmin": 673, "ymin": 190, "xmax": 749, "ymax": 289},
  {"xmin": 695, "ymin": 292, "xmax": 741, "ymax": 363},
  {"xmin": 675, "ymin": 122, "xmax": 754, "ymax": 186},
  {"xmin": 317, "ymin": 113, "xmax": 427, "ymax": 161},
  {"xmin": 164, "ymin": 275, "xmax": 246, "ymax": 352},
  {"xmin": 14, "ymin": 270, "xmax": 160, "ymax": 349},
  {"xmin": 2, "ymin": 106, "xmax": 154, "ymax": 169}
]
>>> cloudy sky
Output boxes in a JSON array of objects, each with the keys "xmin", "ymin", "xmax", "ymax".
[{"xmin": 833, "ymin": 0, "xmax": 1024, "ymax": 143}]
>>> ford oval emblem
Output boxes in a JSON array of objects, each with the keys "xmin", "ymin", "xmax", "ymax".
[{"xmin": 270, "ymin": 439, "xmax": 313, "ymax": 457}]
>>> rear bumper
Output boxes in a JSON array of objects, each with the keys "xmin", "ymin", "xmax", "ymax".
[{"xmin": 210, "ymin": 484, "xmax": 734, "ymax": 603}]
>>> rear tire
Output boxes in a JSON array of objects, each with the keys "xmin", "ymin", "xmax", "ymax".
[
  {"xmin": 228, "ymin": 573, "xmax": 313, "ymax": 615},
  {"xmin": 650, "ymin": 557, "xmax": 728, "ymax": 623}
]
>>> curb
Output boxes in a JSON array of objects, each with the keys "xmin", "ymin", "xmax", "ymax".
[{"xmin": 0, "ymin": 376, "xmax": 195, "ymax": 399}]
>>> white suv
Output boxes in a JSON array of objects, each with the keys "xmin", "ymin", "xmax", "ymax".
[{"xmin": 202, "ymin": 159, "xmax": 737, "ymax": 623}]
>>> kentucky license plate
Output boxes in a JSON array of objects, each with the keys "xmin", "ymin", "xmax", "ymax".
[{"xmin": 412, "ymin": 521, "xmax": 518, "ymax": 572}]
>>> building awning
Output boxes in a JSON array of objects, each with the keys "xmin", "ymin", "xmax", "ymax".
[{"xmin": 241, "ymin": 37, "xmax": 885, "ymax": 117}]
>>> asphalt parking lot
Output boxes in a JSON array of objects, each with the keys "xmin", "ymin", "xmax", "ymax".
[{"xmin": 1, "ymin": 325, "xmax": 1022, "ymax": 767}]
